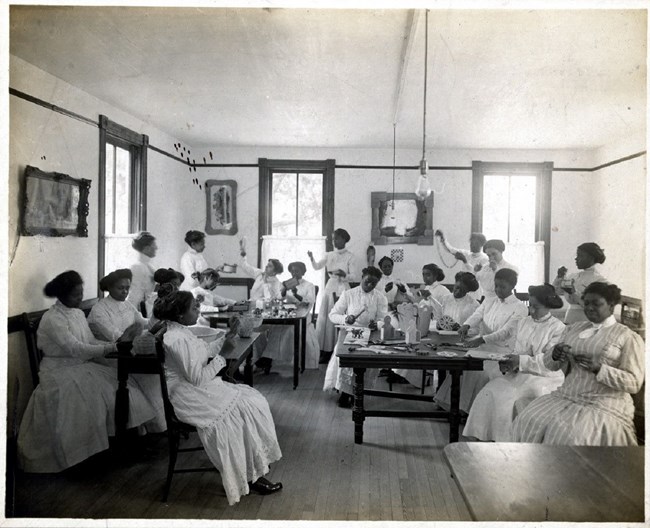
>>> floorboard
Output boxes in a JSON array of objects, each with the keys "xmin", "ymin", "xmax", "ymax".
[{"xmin": 11, "ymin": 364, "xmax": 471, "ymax": 521}]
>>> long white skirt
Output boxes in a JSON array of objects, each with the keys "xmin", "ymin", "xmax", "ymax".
[
  {"xmin": 315, "ymin": 279, "xmax": 349, "ymax": 353},
  {"xmin": 434, "ymin": 360, "xmax": 502, "ymax": 414},
  {"xmin": 463, "ymin": 372, "xmax": 564, "ymax": 441},
  {"xmin": 323, "ymin": 348, "xmax": 379, "ymax": 396},
  {"xmin": 18, "ymin": 362, "xmax": 156, "ymax": 473},
  {"xmin": 260, "ymin": 319, "xmax": 320, "ymax": 369},
  {"xmin": 170, "ymin": 381, "xmax": 282, "ymax": 505}
]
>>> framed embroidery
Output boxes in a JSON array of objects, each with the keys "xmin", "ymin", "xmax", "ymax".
[{"xmin": 205, "ymin": 179, "xmax": 238, "ymax": 235}]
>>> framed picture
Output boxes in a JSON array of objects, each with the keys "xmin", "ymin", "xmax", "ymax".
[
  {"xmin": 371, "ymin": 192, "xmax": 433, "ymax": 245},
  {"xmin": 205, "ymin": 179, "xmax": 238, "ymax": 235},
  {"xmin": 21, "ymin": 165, "xmax": 91, "ymax": 237}
]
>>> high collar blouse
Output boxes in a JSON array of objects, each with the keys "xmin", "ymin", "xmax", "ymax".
[
  {"xmin": 87, "ymin": 296, "xmax": 148, "ymax": 342},
  {"xmin": 464, "ymin": 294, "xmax": 528, "ymax": 349},
  {"xmin": 180, "ymin": 248, "xmax": 209, "ymax": 291}
]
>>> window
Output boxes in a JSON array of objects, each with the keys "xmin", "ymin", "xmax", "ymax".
[
  {"xmin": 259, "ymin": 159, "xmax": 335, "ymax": 311},
  {"xmin": 99, "ymin": 116, "xmax": 148, "ymax": 280},
  {"xmin": 472, "ymin": 161, "xmax": 552, "ymax": 287}
]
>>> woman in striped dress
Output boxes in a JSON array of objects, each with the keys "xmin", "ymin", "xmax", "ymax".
[{"xmin": 512, "ymin": 282, "xmax": 644, "ymax": 446}]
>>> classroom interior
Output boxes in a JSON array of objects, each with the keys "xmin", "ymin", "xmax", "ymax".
[{"xmin": 4, "ymin": 4, "xmax": 648, "ymax": 524}]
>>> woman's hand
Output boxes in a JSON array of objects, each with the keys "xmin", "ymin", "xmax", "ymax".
[
  {"xmin": 457, "ymin": 324, "xmax": 470, "ymax": 339},
  {"xmin": 474, "ymin": 264, "xmax": 483, "ymax": 272},
  {"xmin": 345, "ymin": 314, "xmax": 357, "ymax": 325},
  {"xmin": 552, "ymin": 343, "xmax": 571, "ymax": 362},
  {"xmin": 455, "ymin": 251, "xmax": 467, "ymax": 263},
  {"xmin": 307, "ymin": 250, "xmax": 314, "ymax": 260},
  {"xmin": 291, "ymin": 288, "xmax": 302, "ymax": 301},
  {"xmin": 573, "ymin": 354, "xmax": 601, "ymax": 374},
  {"xmin": 499, "ymin": 354, "xmax": 519, "ymax": 374},
  {"xmin": 464, "ymin": 336, "xmax": 484, "ymax": 348},
  {"xmin": 226, "ymin": 317, "xmax": 241, "ymax": 339},
  {"xmin": 280, "ymin": 286, "xmax": 287, "ymax": 297},
  {"xmin": 385, "ymin": 282, "xmax": 394, "ymax": 293},
  {"xmin": 434, "ymin": 229, "xmax": 445, "ymax": 241},
  {"xmin": 489, "ymin": 260, "xmax": 497, "ymax": 271},
  {"xmin": 368, "ymin": 320, "xmax": 377, "ymax": 331},
  {"xmin": 557, "ymin": 266, "xmax": 568, "ymax": 278},
  {"xmin": 118, "ymin": 322, "xmax": 143, "ymax": 342},
  {"xmin": 419, "ymin": 289, "xmax": 431, "ymax": 299},
  {"xmin": 334, "ymin": 269, "xmax": 347, "ymax": 278}
]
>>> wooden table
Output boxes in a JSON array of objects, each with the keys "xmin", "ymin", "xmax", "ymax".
[
  {"xmin": 209, "ymin": 305, "xmax": 310, "ymax": 389},
  {"xmin": 111, "ymin": 332, "xmax": 259, "ymax": 438},
  {"xmin": 444, "ymin": 442, "xmax": 645, "ymax": 522},
  {"xmin": 337, "ymin": 331, "xmax": 484, "ymax": 444}
]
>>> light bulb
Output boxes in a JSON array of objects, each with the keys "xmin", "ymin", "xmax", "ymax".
[{"xmin": 415, "ymin": 174, "xmax": 432, "ymax": 200}]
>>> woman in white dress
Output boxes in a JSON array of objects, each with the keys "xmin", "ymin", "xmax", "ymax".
[
  {"xmin": 281, "ymin": 261, "xmax": 320, "ymax": 369},
  {"xmin": 475, "ymin": 239, "xmax": 518, "ymax": 301},
  {"xmin": 376, "ymin": 256, "xmax": 401, "ymax": 310},
  {"xmin": 155, "ymin": 291, "xmax": 283, "ymax": 504},
  {"xmin": 435, "ymin": 268, "xmax": 528, "ymax": 413},
  {"xmin": 191, "ymin": 268, "xmax": 236, "ymax": 326},
  {"xmin": 404, "ymin": 263, "xmax": 453, "ymax": 319},
  {"xmin": 88, "ymin": 268, "xmax": 166, "ymax": 432},
  {"xmin": 512, "ymin": 282, "xmax": 644, "ymax": 446},
  {"xmin": 463, "ymin": 284, "xmax": 565, "ymax": 441},
  {"xmin": 18, "ymin": 271, "xmax": 156, "ymax": 473},
  {"xmin": 308, "ymin": 228, "xmax": 357, "ymax": 364},
  {"xmin": 552, "ymin": 242, "xmax": 607, "ymax": 324},
  {"xmin": 180, "ymin": 230, "xmax": 210, "ymax": 291},
  {"xmin": 323, "ymin": 267, "xmax": 388, "ymax": 407},
  {"xmin": 126, "ymin": 231, "xmax": 158, "ymax": 317}
]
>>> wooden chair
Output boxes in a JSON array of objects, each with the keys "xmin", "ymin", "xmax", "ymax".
[{"xmin": 155, "ymin": 339, "xmax": 218, "ymax": 502}]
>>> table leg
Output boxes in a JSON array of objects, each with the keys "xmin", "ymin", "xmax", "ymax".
[
  {"xmin": 115, "ymin": 361, "xmax": 130, "ymax": 440},
  {"xmin": 300, "ymin": 318, "xmax": 307, "ymax": 373},
  {"xmin": 293, "ymin": 320, "xmax": 300, "ymax": 390},
  {"xmin": 353, "ymin": 367, "xmax": 366, "ymax": 444},
  {"xmin": 244, "ymin": 352, "xmax": 254, "ymax": 387},
  {"xmin": 449, "ymin": 370, "xmax": 461, "ymax": 443}
]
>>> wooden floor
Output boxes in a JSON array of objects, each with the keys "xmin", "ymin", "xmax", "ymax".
[{"xmin": 10, "ymin": 365, "xmax": 471, "ymax": 521}]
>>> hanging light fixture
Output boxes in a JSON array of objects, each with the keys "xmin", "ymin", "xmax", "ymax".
[
  {"xmin": 384, "ymin": 123, "xmax": 398, "ymax": 228},
  {"xmin": 415, "ymin": 9, "xmax": 432, "ymax": 201}
]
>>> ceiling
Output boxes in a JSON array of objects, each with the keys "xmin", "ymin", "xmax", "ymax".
[{"xmin": 9, "ymin": 6, "xmax": 647, "ymax": 150}]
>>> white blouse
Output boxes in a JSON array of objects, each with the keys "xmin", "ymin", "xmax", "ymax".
[
  {"xmin": 553, "ymin": 264, "xmax": 607, "ymax": 307},
  {"xmin": 180, "ymin": 248, "xmax": 210, "ymax": 291},
  {"xmin": 513, "ymin": 313, "xmax": 566, "ymax": 377},
  {"xmin": 37, "ymin": 301, "xmax": 115, "ymax": 371},
  {"xmin": 88, "ymin": 296, "xmax": 148, "ymax": 342},
  {"xmin": 312, "ymin": 248, "xmax": 358, "ymax": 286},
  {"xmin": 127, "ymin": 252, "xmax": 156, "ymax": 309},
  {"xmin": 476, "ymin": 259, "xmax": 518, "ymax": 300},
  {"xmin": 283, "ymin": 279, "xmax": 316, "ymax": 306},
  {"xmin": 464, "ymin": 294, "xmax": 528, "ymax": 349},
  {"xmin": 328, "ymin": 286, "xmax": 388, "ymax": 327},
  {"xmin": 239, "ymin": 256, "xmax": 282, "ymax": 300},
  {"xmin": 440, "ymin": 295, "xmax": 480, "ymax": 326}
]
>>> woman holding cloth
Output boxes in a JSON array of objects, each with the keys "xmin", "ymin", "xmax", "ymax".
[{"xmin": 309, "ymin": 228, "xmax": 357, "ymax": 364}]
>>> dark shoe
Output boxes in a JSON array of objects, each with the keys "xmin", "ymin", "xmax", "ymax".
[
  {"xmin": 263, "ymin": 359, "xmax": 273, "ymax": 375},
  {"xmin": 378, "ymin": 369, "xmax": 392, "ymax": 377},
  {"xmin": 337, "ymin": 392, "xmax": 353, "ymax": 408},
  {"xmin": 250, "ymin": 477, "xmax": 283, "ymax": 495},
  {"xmin": 319, "ymin": 351, "xmax": 332, "ymax": 364},
  {"xmin": 386, "ymin": 372, "xmax": 409, "ymax": 384},
  {"xmin": 232, "ymin": 369, "xmax": 246, "ymax": 382},
  {"xmin": 255, "ymin": 357, "xmax": 272, "ymax": 373}
]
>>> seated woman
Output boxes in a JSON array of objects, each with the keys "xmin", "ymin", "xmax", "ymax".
[
  {"xmin": 281, "ymin": 261, "xmax": 320, "ymax": 369},
  {"xmin": 87, "ymin": 268, "xmax": 166, "ymax": 432},
  {"xmin": 191, "ymin": 268, "xmax": 236, "ymax": 325},
  {"xmin": 438, "ymin": 272, "xmax": 481, "ymax": 330},
  {"xmin": 404, "ymin": 263, "xmax": 453, "ymax": 319},
  {"xmin": 435, "ymin": 268, "xmax": 528, "ymax": 413},
  {"xmin": 148, "ymin": 268, "xmax": 185, "ymax": 329},
  {"xmin": 552, "ymin": 242, "xmax": 608, "ymax": 324},
  {"xmin": 17, "ymin": 271, "xmax": 157, "ymax": 473},
  {"xmin": 463, "ymin": 284, "xmax": 565, "ymax": 441},
  {"xmin": 323, "ymin": 266, "xmax": 388, "ymax": 407},
  {"xmin": 511, "ymin": 282, "xmax": 644, "ymax": 446},
  {"xmin": 155, "ymin": 291, "xmax": 283, "ymax": 504},
  {"xmin": 376, "ymin": 256, "xmax": 405, "ymax": 310}
]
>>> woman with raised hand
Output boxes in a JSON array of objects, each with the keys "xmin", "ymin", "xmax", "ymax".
[
  {"xmin": 180, "ymin": 230, "xmax": 210, "ymax": 291},
  {"xmin": 512, "ymin": 282, "xmax": 644, "ymax": 446},
  {"xmin": 323, "ymin": 266, "xmax": 388, "ymax": 407},
  {"xmin": 404, "ymin": 263, "xmax": 453, "ymax": 319},
  {"xmin": 552, "ymin": 242, "xmax": 608, "ymax": 324},
  {"xmin": 127, "ymin": 231, "xmax": 158, "ymax": 316},
  {"xmin": 18, "ymin": 271, "xmax": 156, "ymax": 472},
  {"xmin": 308, "ymin": 228, "xmax": 357, "ymax": 364},
  {"xmin": 155, "ymin": 290, "xmax": 283, "ymax": 504},
  {"xmin": 463, "ymin": 284, "xmax": 565, "ymax": 441},
  {"xmin": 475, "ymin": 239, "xmax": 518, "ymax": 301}
]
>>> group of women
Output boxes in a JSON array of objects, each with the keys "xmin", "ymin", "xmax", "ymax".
[{"xmin": 16, "ymin": 226, "xmax": 644, "ymax": 508}]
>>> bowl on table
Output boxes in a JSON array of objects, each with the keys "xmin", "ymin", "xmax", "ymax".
[
  {"xmin": 235, "ymin": 313, "xmax": 264, "ymax": 338},
  {"xmin": 189, "ymin": 326, "xmax": 223, "ymax": 343}
]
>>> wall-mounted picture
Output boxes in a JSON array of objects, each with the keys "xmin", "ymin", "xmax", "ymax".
[
  {"xmin": 371, "ymin": 192, "xmax": 433, "ymax": 245},
  {"xmin": 21, "ymin": 165, "xmax": 91, "ymax": 237},
  {"xmin": 205, "ymin": 179, "xmax": 238, "ymax": 235}
]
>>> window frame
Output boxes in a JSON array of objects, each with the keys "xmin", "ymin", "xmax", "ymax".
[
  {"xmin": 471, "ymin": 161, "xmax": 553, "ymax": 281},
  {"xmin": 258, "ymin": 158, "xmax": 335, "ymax": 266},
  {"xmin": 98, "ymin": 115, "xmax": 148, "ymax": 280}
]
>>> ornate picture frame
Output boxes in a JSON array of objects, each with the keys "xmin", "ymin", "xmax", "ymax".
[
  {"xmin": 21, "ymin": 165, "xmax": 91, "ymax": 237},
  {"xmin": 371, "ymin": 192, "xmax": 433, "ymax": 245},
  {"xmin": 205, "ymin": 179, "xmax": 238, "ymax": 235}
]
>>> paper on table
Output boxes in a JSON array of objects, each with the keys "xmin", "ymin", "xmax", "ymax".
[{"xmin": 465, "ymin": 349, "xmax": 509, "ymax": 361}]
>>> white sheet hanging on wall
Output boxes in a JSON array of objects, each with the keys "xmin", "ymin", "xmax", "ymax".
[
  {"xmin": 505, "ymin": 241, "xmax": 545, "ymax": 290},
  {"xmin": 261, "ymin": 235, "xmax": 326, "ymax": 313}
]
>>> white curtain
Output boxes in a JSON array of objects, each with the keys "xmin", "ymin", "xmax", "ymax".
[
  {"xmin": 505, "ymin": 241, "xmax": 545, "ymax": 291},
  {"xmin": 261, "ymin": 235, "xmax": 326, "ymax": 313}
]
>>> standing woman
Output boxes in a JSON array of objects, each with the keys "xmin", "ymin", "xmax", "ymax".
[
  {"xmin": 155, "ymin": 291, "xmax": 283, "ymax": 504},
  {"xmin": 308, "ymin": 228, "xmax": 357, "ymax": 364},
  {"xmin": 475, "ymin": 239, "xmax": 518, "ymax": 301},
  {"xmin": 512, "ymin": 282, "xmax": 644, "ymax": 446},
  {"xmin": 323, "ymin": 266, "xmax": 388, "ymax": 407},
  {"xmin": 180, "ymin": 230, "xmax": 209, "ymax": 291},
  {"xmin": 127, "ymin": 231, "xmax": 158, "ymax": 317},
  {"xmin": 17, "ymin": 271, "xmax": 156, "ymax": 472},
  {"xmin": 553, "ymin": 242, "xmax": 607, "ymax": 324},
  {"xmin": 463, "ymin": 284, "xmax": 565, "ymax": 441}
]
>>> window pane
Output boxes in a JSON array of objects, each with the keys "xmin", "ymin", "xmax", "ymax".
[
  {"xmin": 508, "ymin": 176, "xmax": 536, "ymax": 243},
  {"xmin": 297, "ymin": 173, "xmax": 323, "ymax": 237},
  {"xmin": 105, "ymin": 144, "xmax": 115, "ymax": 233},
  {"xmin": 114, "ymin": 146, "xmax": 131, "ymax": 234},
  {"xmin": 482, "ymin": 175, "xmax": 509, "ymax": 240},
  {"xmin": 271, "ymin": 173, "xmax": 297, "ymax": 236}
]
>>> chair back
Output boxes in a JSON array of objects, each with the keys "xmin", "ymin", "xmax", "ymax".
[
  {"xmin": 155, "ymin": 338, "xmax": 185, "ymax": 429},
  {"xmin": 21, "ymin": 311, "xmax": 46, "ymax": 387}
]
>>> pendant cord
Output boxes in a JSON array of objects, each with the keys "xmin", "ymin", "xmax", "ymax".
[
  {"xmin": 392, "ymin": 123, "xmax": 396, "ymax": 209},
  {"xmin": 422, "ymin": 9, "xmax": 428, "ymax": 159}
]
